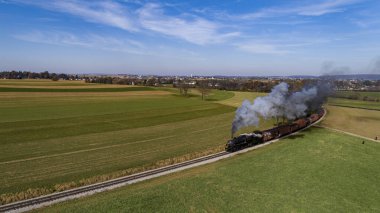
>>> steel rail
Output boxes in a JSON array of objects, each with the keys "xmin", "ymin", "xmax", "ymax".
[{"xmin": 0, "ymin": 151, "xmax": 229, "ymax": 212}]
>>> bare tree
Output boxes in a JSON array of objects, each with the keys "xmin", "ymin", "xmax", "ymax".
[
  {"xmin": 177, "ymin": 81, "xmax": 191, "ymax": 96},
  {"xmin": 197, "ymin": 81, "xmax": 211, "ymax": 100}
]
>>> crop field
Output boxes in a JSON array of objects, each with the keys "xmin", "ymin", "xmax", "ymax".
[
  {"xmin": 42, "ymin": 127, "xmax": 380, "ymax": 212},
  {"xmin": 328, "ymin": 97, "xmax": 380, "ymax": 110},
  {"xmin": 199, "ymin": 89, "xmax": 235, "ymax": 101},
  {"xmin": 0, "ymin": 87, "xmax": 155, "ymax": 92},
  {"xmin": 217, "ymin": 91, "xmax": 267, "ymax": 107},
  {"xmin": 0, "ymin": 80, "xmax": 271, "ymax": 203},
  {"xmin": 0, "ymin": 79, "xmax": 135, "ymax": 88},
  {"xmin": 321, "ymin": 105, "xmax": 380, "ymax": 139},
  {"xmin": 335, "ymin": 90, "xmax": 380, "ymax": 99}
]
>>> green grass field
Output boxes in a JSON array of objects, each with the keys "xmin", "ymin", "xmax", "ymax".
[
  {"xmin": 335, "ymin": 90, "xmax": 380, "ymax": 99},
  {"xmin": 0, "ymin": 79, "xmax": 88, "ymax": 87},
  {"xmin": 0, "ymin": 87, "xmax": 154, "ymax": 92},
  {"xmin": 217, "ymin": 91, "xmax": 267, "ymax": 107},
  {"xmin": 0, "ymin": 92, "xmax": 233, "ymax": 196},
  {"xmin": 328, "ymin": 97, "xmax": 380, "ymax": 110},
  {"xmin": 204, "ymin": 89, "xmax": 235, "ymax": 101},
  {"xmin": 0, "ymin": 80, "xmax": 271, "ymax": 203},
  {"xmin": 321, "ymin": 105, "xmax": 380, "ymax": 139},
  {"xmin": 5, "ymin": 79, "xmax": 379, "ymax": 211},
  {"xmin": 41, "ymin": 127, "xmax": 380, "ymax": 212},
  {"xmin": 163, "ymin": 87, "xmax": 235, "ymax": 102}
]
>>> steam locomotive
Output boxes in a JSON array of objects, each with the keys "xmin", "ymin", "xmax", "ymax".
[{"xmin": 225, "ymin": 109, "xmax": 324, "ymax": 152}]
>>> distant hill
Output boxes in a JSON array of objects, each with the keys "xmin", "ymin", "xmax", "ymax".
[
  {"xmin": 282, "ymin": 74, "xmax": 380, "ymax": 80},
  {"xmin": 317, "ymin": 74, "xmax": 380, "ymax": 80},
  {"xmin": 249, "ymin": 74, "xmax": 380, "ymax": 80},
  {"xmin": 286, "ymin": 75, "xmax": 319, "ymax": 79}
]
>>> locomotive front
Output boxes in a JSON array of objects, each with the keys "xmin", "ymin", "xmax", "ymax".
[{"xmin": 225, "ymin": 138, "xmax": 237, "ymax": 152}]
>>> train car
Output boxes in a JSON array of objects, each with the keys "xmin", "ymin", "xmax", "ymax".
[
  {"xmin": 309, "ymin": 114, "xmax": 319, "ymax": 123},
  {"xmin": 317, "ymin": 109, "xmax": 324, "ymax": 117},
  {"xmin": 261, "ymin": 131, "xmax": 273, "ymax": 142},
  {"xmin": 277, "ymin": 125, "xmax": 292, "ymax": 137},
  {"xmin": 293, "ymin": 118, "xmax": 309, "ymax": 129},
  {"xmin": 262, "ymin": 127, "xmax": 280, "ymax": 142},
  {"xmin": 262, "ymin": 123, "xmax": 296, "ymax": 142},
  {"xmin": 289, "ymin": 123, "xmax": 299, "ymax": 132}
]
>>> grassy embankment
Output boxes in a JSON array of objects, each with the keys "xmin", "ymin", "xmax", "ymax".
[
  {"xmin": 0, "ymin": 79, "xmax": 266, "ymax": 204},
  {"xmin": 41, "ymin": 127, "xmax": 380, "ymax": 212}
]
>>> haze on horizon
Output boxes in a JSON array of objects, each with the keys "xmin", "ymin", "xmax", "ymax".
[{"xmin": 1, "ymin": 0, "xmax": 380, "ymax": 76}]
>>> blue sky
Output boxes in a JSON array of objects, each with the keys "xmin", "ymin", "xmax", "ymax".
[{"xmin": 1, "ymin": 0, "xmax": 380, "ymax": 76}]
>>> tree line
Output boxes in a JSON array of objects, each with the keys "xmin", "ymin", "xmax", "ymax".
[
  {"xmin": 0, "ymin": 71, "xmax": 81, "ymax": 81},
  {"xmin": 85, "ymin": 76, "xmax": 309, "ymax": 92},
  {"xmin": 85, "ymin": 76, "xmax": 174, "ymax": 86}
]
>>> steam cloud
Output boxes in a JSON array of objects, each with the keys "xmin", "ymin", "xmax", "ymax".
[
  {"xmin": 369, "ymin": 56, "xmax": 380, "ymax": 74},
  {"xmin": 321, "ymin": 61, "xmax": 351, "ymax": 76},
  {"xmin": 231, "ymin": 82, "xmax": 330, "ymax": 136}
]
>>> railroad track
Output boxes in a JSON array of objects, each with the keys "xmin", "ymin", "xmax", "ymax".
[
  {"xmin": 1, "ymin": 109, "xmax": 326, "ymax": 213},
  {"xmin": 0, "ymin": 152, "xmax": 230, "ymax": 213}
]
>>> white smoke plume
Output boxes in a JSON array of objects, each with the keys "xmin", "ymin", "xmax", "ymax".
[
  {"xmin": 253, "ymin": 82, "xmax": 288, "ymax": 120},
  {"xmin": 231, "ymin": 82, "xmax": 322, "ymax": 136},
  {"xmin": 321, "ymin": 61, "xmax": 351, "ymax": 76},
  {"xmin": 284, "ymin": 87, "xmax": 317, "ymax": 120},
  {"xmin": 231, "ymin": 100, "xmax": 260, "ymax": 135},
  {"xmin": 369, "ymin": 56, "xmax": 380, "ymax": 74}
]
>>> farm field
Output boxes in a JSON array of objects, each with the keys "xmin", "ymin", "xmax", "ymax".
[
  {"xmin": 0, "ymin": 80, "xmax": 271, "ymax": 203},
  {"xmin": 217, "ymin": 91, "xmax": 267, "ymax": 107},
  {"xmin": 328, "ymin": 97, "xmax": 380, "ymax": 110},
  {"xmin": 42, "ymin": 127, "xmax": 380, "ymax": 212},
  {"xmin": 195, "ymin": 89, "xmax": 235, "ymax": 101},
  {"xmin": 0, "ymin": 79, "xmax": 134, "ymax": 88},
  {"xmin": 0, "ymin": 87, "xmax": 155, "ymax": 92},
  {"xmin": 160, "ymin": 86, "xmax": 235, "ymax": 102},
  {"xmin": 4, "ymin": 1, "xmax": 380, "ymax": 211},
  {"xmin": 321, "ymin": 105, "xmax": 380, "ymax": 139},
  {"xmin": 335, "ymin": 90, "xmax": 380, "ymax": 99}
]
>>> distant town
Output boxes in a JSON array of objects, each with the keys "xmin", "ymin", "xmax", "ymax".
[{"xmin": 1, "ymin": 70, "xmax": 380, "ymax": 93}]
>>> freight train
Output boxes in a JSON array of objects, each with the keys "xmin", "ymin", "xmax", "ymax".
[{"xmin": 225, "ymin": 109, "xmax": 324, "ymax": 152}]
